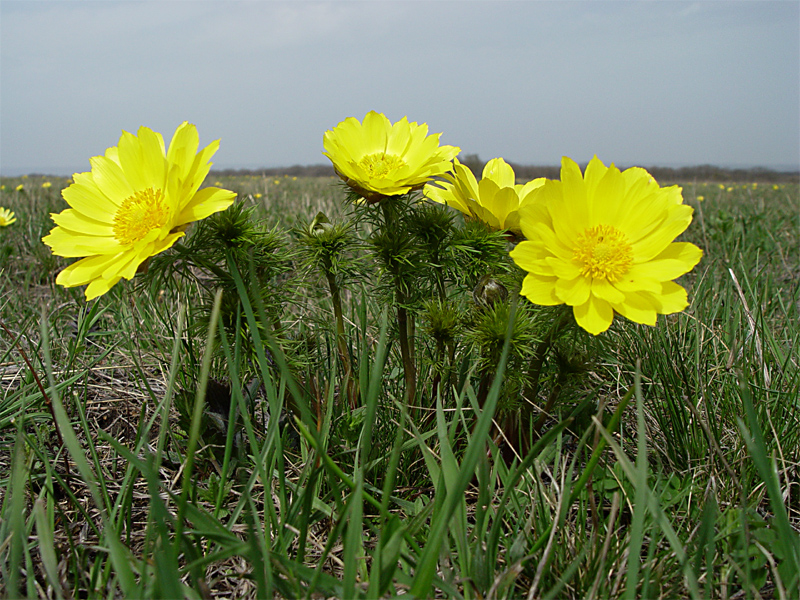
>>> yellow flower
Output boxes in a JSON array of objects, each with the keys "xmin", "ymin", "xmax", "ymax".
[
  {"xmin": 697, "ymin": 195, "xmax": 704, "ymax": 202},
  {"xmin": 42, "ymin": 122, "xmax": 236, "ymax": 300},
  {"xmin": 510, "ymin": 156, "xmax": 702, "ymax": 335},
  {"xmin": 323, "ymin": 111, "xmax": 459, "ymax": 203},
  {"xmin": 254, "ymin": 193, "xmax": 263, "ymax": 199},
  {"xmin": 424, "ymin": 157, "xmax": 544, "ymax": 237},
  {"xmin": 15, "ymin": 184, "xmax": 24, "ymax": 192},
  {"xmin": 0, "ymin": 207, "xmax": 16, "ymax": 226},
  {"xmin": 273, "ymin": 179, "xmax": 280, "ymax": 185},
  {"xmin": 42, "ymin": 181, "xmax": 52, "ymax": 189}
]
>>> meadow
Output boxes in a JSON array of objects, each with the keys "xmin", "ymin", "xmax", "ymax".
[{"xmin": 0, "ymin": 172, "xmax": 798, "ymax": 599}]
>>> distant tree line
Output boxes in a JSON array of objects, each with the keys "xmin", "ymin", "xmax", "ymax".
[{"xmin": 212, "ymin": 155, "xmax": 799, "ymax": 184}]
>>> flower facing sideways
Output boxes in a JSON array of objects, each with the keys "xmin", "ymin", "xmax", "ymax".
[
  {"xmin": 424, "ymin": 157, "xmax": 544, "ymax": 237},
  {"xmin": 0, "ymin": 207, "xmax": 16, "ymax": 226},
  {"xmin": 43, "ymin": 122, "xmax": 236, "ymax": 300},
  {"xmin": 323, "ymin": 111, "xmax": 459, "ymax": 203},
  {"xmin": 510, "ymin": 156, "xmax": 702, "ymax": 335}
]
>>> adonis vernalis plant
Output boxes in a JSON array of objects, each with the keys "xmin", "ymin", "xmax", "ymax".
[
  {"xmin": 42, "ymin": 122, "xmax": 236, "ymax": 300},
  {"xmin": 0, "ymin": 207, "xmax": 16, "ymax": 226},
  {"xmin": 323, "ymin": 110, "xmax": 459, "ymax": 203},
  {"xmin": 424, "ymin": 157, "xmax": 544, "ymax": 238},
  {"xmin": 510, "ymin": 156, "xmax": 703, "ymax": 335}
]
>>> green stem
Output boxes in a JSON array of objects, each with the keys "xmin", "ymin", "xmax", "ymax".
[
  {"xmin": 324, "ymin": 267, "xmax": 357, "ymax": 407},
  {"xmin": 531, "ymin": 369, "xmax": 568, "ymax": 438},
  {"xmin": 379, "ymin": 200, "xmax": 417, "ymax": 405},
  {"xmin": 395, "ymin": 293, "xmax": 417, "ymax": 404},
  {"xmin": 509, "ymin": 305, "xmax": 573, "ymax": 454},
  {"xmin": 525, "ymin": 306, "xmax": 572, "ymax": 402}
]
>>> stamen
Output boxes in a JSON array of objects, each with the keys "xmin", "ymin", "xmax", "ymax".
[
  {"xmin": 573, "ymin": 224, "xmax": 633, "ymax": 282},
  {"xmin": 358, "ymin": 153, "xmax": 406, "ymax": 179},
  {"xmin": 113, "ymin": 188, "xmax": 169, "ymax": 246}
]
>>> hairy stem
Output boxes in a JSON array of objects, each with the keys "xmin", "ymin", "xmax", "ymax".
[{"xmin": 324, "ymin": 268, "xmax": 357, "ymax": 407}]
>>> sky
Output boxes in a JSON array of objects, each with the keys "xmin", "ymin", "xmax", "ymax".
[{"xmin": 1, "ymin": 0, "xmax": 798, "ymax": 176}]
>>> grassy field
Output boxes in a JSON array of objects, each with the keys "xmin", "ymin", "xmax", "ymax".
[{"xmin": 0, "ymin": 173, "xmax": 798, "ymax": 599}]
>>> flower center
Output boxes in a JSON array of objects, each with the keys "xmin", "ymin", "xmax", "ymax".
[
  {"xmin": 113, "ymin": 188, "xmax": 170, "ymax": 246},
  {"xmin": 573, "ymin": 224, "xmax": 633, "ymax": 282},
  {"xmin": 358, "ymin": 153, "xmax": 406, "ymax": 179}
]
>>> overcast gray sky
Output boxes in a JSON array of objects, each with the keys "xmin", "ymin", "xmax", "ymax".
[{"xmin": 1, "ymin": 0, "xmax": 798, "ymax": 176}]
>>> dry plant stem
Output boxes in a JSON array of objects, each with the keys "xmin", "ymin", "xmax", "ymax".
[{"xmin": 1, "ymin": 320, "xmax": 71, "ymax": 479}]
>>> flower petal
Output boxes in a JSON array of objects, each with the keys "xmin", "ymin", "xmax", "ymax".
[
  {"xmin": 653, "ymin": 281, "xmax": 689, "ymax": 314},
  {"xmin": 555, "ymin": 275, "xmax": 591, "ymax": 306},
  {"xmin": 176, "ymin": 187, "xmax": 236, "ymax": 225},
  {"xmin": 591, "ymin": 278, "xmax": 626, "ymax": 305},
  {"xmin": 613, "ymin": 291, "xmax": 659, "ymax": 326},
  {"xmin": 520, "ymin": 274, "xmax": 561, "ymax": 305},
  {"xmin": 573, "ymin": 295, "xmax": 614, "ymax": 335}
]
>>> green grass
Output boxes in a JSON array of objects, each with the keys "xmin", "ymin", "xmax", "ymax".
[{"xmin": 0, "ymin": 174, "xmax": 798, "ymax": 599}]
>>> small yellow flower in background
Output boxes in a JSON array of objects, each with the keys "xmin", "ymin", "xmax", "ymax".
[
  {"xmin": 42, "ymin": 122, "xmax": 236, "ymax": 300},
  {"xmin": 727, "ymin": 187, "xmax": 733, "ymax": 192},
  {"xmin": 0, "ymin": 207, "xmax": 16, "ymax": 226},
  {"xmin": 323, "ymin": 111, "xmax": 460, "ymax": 203},
  {"xmin": 510, "ymin": 156, "xmax": 702, "ymax": 335},
  {"xmin": 292, "ymin": 176, "xmax": 297, "ymax": 181},
  {"xmin": 273, "ymin": 179, "xmax": 280, "ymax": 185},
  {"xmin": 697, "ymin": 195, "xmax": 704, "ymax": 202},
  {"xmin": 0, "ymin": 185, "xmax": 6, "ymax": 191},
  {"xmin": 424, "ymin": 157, "xmax": 544, "ymax": 237},
  {"xmin": 718, "ymin": 184, "xmax": 725, "ymax": 189},
  {"xmin": 42, "ymin": 181, "xmax": 52, "ymax": 189},
  {"xmin": 15, "ymin": 184, "xmax": 24, "ymax": 192},
  {"xmin": 254, "ymin": 193, "xmax": 263, "ymax": 199},
  {"xmin": 21, "ymin": 175, "xmax": 28, "ymax": 179},
  {"xmin": 773, "ymin": 184, "xmax": 780, "ymax": 190},
  {"xmin": 751, "ymin": 183, "xmax": 758, "ymax": 188}
]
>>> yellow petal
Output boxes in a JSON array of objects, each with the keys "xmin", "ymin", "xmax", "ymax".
[
  {"xmin": 546, "ymin": 256, "xmax": 580, "ymax": 279},
  {"xmin": 613, "ymin": 292, "xmax": 659, "ymax": 326},
  {"xmin": 573, "ymin": 295, "xmax": 614, "ymax": 335},
  {"xmin": 166, "ymin": 122, "xmax": 200, "ymax": 182},
  {"xmin": 61, "ymin": 178, "xmax": 118, "ymax": 218},
  {"xmin": 520, "ymin": 274, "xmax": 561, "ymax": 305},
  {"xmin": 591, "ymin": 278, "xmax": 626, "ymax": 305},
  {"xmin": 176, "ymin": 187, "xmax": 236, "ymax": 225},
  {"xmin": 56, "ymin": 253, "xmax": 126, "ymax": 286},
  {"xmin": 650, "ymin": 242, "xmax": 703, "ymax": 272},
  {"xmin": 630, "ymin": 204, "xmax": 694, "ymax": 261},
  {"xmin": 509, "ymin": 241, "xmax": 547, "ymax": 269},
  {"xmin": 50, "ymin": 209, "xmax": 114, "ymax": 236},
  {"xmin": 653, "ymin": 281, "xmax": 689, "ymax": 314},
  {"xmin": 43, "ymin": 227, "xmax": 122, "ymax": 257},
  {"xmin": 589, "ymin": 163, "xmax": 625, "ymax": 226},
  {"xmin": 90, "ymin": 155, "xmax": 134, "ymax": 204},
  {"xmin": 482, "ymin": 158, "xmax": 515, "ymax": 189},
  {"xmin": 555, "ymin": 275, "xmax": 591, "ymax": 306},
  {"xmin": 85, "ymin": 275, "xmax": 122, "ymax": 300}
]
